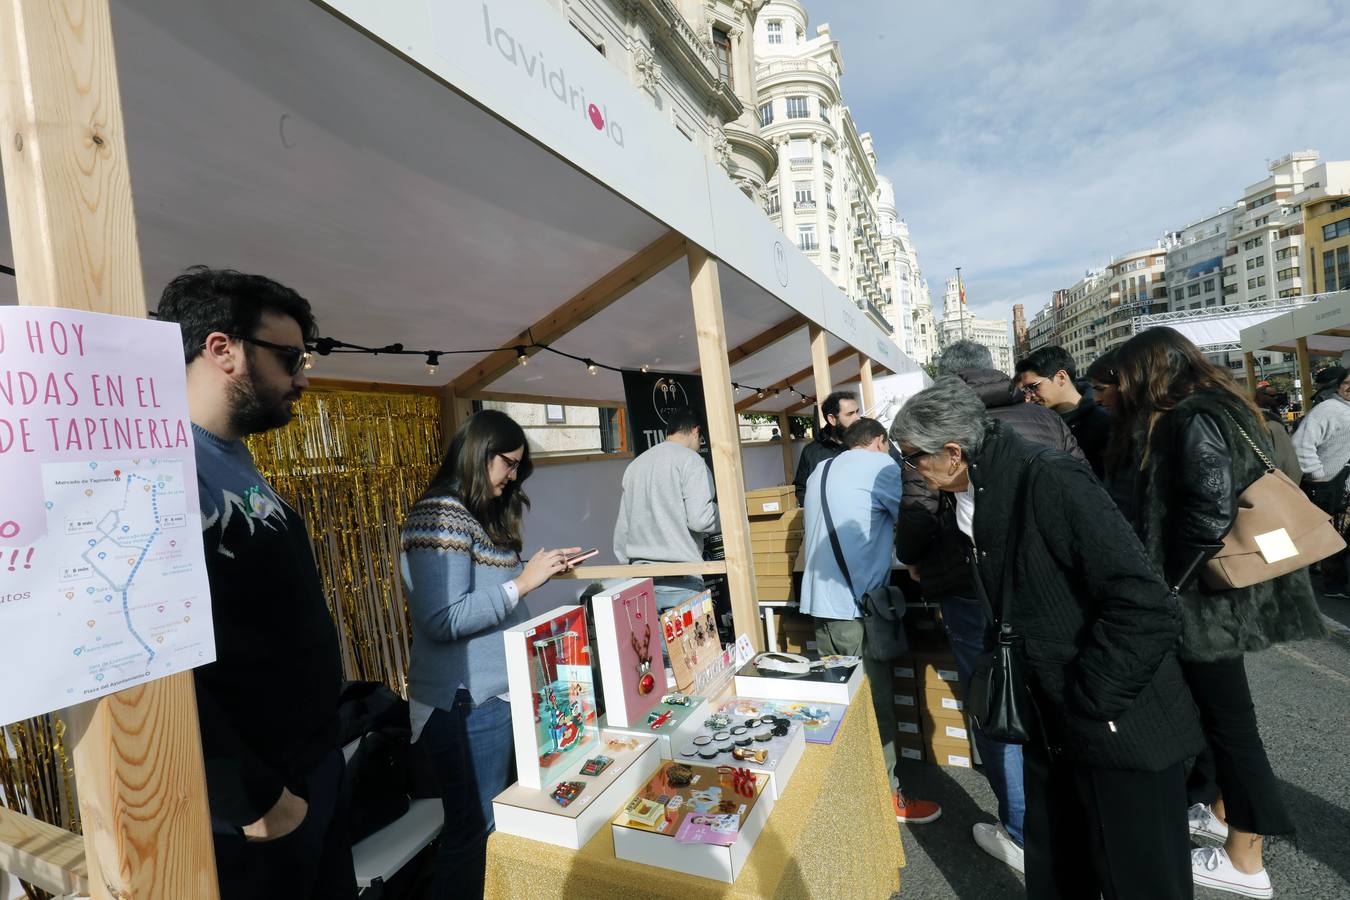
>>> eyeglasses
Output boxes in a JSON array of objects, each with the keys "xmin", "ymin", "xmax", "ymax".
[
  {"xmin": 232, "ymin": 335, "xmax": 310, "ymax": 376},
  {"xmin": 1020, "ymin": 378, "xmax": 1048, "ymax": 397},
  {"xmin": 495, "ymin": 452, "xmax": 522, "ymax": 474},
  {"xmin": 899, "ymin": 449, "xmax": 927, "ymax": 470}
]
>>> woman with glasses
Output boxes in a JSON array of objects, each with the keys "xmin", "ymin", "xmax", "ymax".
[
  {"xmin": 400, "ymin": 410, "xmax": 579, "ymax": 898},
  {"xmin": 1109, "ymin": 328, "xmax": 1322, "ymax": 898},
  {"xmin": 892, "ymin": 377, "xmax": 1203, "ymax": 899}
]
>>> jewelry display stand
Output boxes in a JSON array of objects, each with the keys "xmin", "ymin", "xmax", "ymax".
[
  {"xmin": 670, "ymin": 709, "xmax": 805, "ymax": 800},
  {"xmin": 590, "ymin": 578, "xmax": 664, "ymax": 728},
  {"xmin": 599, "ymin": 693, "xmax": 708, "ymax": 760},
  {"xmin": 492, "ymin": 731, "xmax": 662, "ymax": 850},
  {"xmin": 503, "ymin": 605, "xmax": 600, "ymax": 790},
  {"xmin": 611, "ymin": 761, "xmax": 775, "ymax": 883},
  {"xmin": 734, "ymin": 652, "xmax": 864, "ymax": 706},
  {"xmin": 711, "ymin": 696, "xmax": 848, "ymax": 744}
]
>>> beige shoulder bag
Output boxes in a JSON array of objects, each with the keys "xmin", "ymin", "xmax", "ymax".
[{"xmin": 1202, "ymin": 411, "xmax": 1345, "ymax": 590}]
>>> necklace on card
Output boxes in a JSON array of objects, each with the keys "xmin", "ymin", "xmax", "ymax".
[{"xmin": 623, "ymin": 595, "xmax": 656, "ymax": 695}]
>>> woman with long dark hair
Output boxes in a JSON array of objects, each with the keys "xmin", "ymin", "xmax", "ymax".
[
  {"xmin": 1109, "ymin": 327, "xmax": 1323, "ymax": 898},
  {"xmin": 400, "ymin": 409, "xmax": 579, "ymax": 898}
]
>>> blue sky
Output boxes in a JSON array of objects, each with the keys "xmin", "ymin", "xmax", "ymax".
[{"xmin": 800, "ymin": 0, "xmax": 1350, "ymax": 329}]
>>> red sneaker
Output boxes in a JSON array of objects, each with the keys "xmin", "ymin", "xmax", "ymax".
[{"xmin": 894, "ymin": 791, "xmax": 942, "ymax": 824}]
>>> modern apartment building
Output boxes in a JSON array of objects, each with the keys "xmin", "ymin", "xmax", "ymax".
[
  {"xmin": 1301, "ymin": 160, "xmax": 1350, "ymax": 294},
  {"xmin": 1225, "ymin": 150, "xmax": 1319, "ymax": 307},
  {"xmin": 1165, "ymin": 207, "xmax": 1237, "ymax": 312},
  {"xmin": 939, "ymin": 277, "xmax": 1013, "ymax": 374}
]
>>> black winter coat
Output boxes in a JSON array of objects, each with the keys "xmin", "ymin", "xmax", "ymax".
[
  {"xmin": 1061, "ymin": 394, "xmax": 1113, "ymax": 478},
  {"xmin": 1113, "ymin": 390, "xmax": 1324, "ymax": 662},
  {"xmin": 897, "ymin": 368, "xmax": 1085, "ymax": 601},
  {"xmin": 793, "ymin": 433, "xmax": 844, "ymax": 505},
  {"xmin": 970, "ymin": 422, "xmax": 1205, "ymax": 772}
]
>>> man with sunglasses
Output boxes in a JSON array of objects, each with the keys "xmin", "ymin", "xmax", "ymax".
[
  {"xmin": 157, "ymin": 267, "xmax": 356, "ymax": 900},
  {"xmin": 1014, "ymin": 345, "xmax": 1112, "ymax": 478}
]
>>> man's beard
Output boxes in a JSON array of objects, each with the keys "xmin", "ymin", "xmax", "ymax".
[{"xmin": 227, "ymin": 371, "xmax": 299, "ymax": 436}]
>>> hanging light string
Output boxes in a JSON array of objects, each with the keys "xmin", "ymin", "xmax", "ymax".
[{"xmin": 299, "ymin": 334, "xmax": 815, "ymax": 403}]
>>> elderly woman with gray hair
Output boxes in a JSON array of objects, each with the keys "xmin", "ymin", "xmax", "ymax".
[{"xmin": 890, "ymin": 377, "xmax": 1204, "ymax": 900}]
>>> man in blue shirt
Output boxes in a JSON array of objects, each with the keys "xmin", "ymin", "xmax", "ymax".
[{"xmin": 800, "ymin": 418, "xmax": 941, "ymax": 824}]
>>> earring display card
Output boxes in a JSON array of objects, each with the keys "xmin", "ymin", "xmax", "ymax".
[
  {"xmin": 590, "ymin": 578, "xmax": 664, "ymax": 728},
  {"xmin": 712, "ymin": 696, "xmax": 847, "ymax": 744},
  {"xmin": 504, "ymin": 605, "xmax": 600, "ymax": 790},
  {"xmin": 612, "ymin": 761, "xmax": 775, "ymax": 883},
  {"xmin": 659, "ymin": 590, "xmax": 722, "ymax": 693}
]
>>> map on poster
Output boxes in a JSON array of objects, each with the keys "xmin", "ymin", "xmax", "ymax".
[{"xmin": 0, "ymin": 307, "xmax": 213, "ymax": 726}]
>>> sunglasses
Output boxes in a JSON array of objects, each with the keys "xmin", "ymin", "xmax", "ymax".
[
  {"xmin": 232, "ymin": 335, "xmax": 310, "ymax": 376},
  {"xmin": 1020, "ymin": 378, "xmax": 1048, "ymax": 397},
  {"xmin": 899, "ymin": 449, "xmax": 927, "ymax": 470}
]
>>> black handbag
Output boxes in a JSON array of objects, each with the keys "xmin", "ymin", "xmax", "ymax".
[
  {"xmin": 966, "ymin": 457, "xmax": 1040, "ymax": 744},
  {"xmin": 819, "ymin": 457, "xmax": 908, "ymax": 661},
  {"xmin": 1304, "ymin": 463, "xmax": 1350, "ymax": 517}
]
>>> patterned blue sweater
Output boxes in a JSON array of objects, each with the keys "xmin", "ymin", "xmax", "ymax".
[{"xmin": 400, "ymin": 494, "xmax": 527, "ymax": 707}]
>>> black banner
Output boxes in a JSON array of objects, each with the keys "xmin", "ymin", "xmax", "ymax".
[{"xmin": 620, "ymin": 368, "xmax": 710, "ymax": 460}]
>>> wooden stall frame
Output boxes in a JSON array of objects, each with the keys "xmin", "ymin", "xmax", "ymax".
[{"xmin": 0, "ymin": 0, "xmax": 218, "ymax": 895}]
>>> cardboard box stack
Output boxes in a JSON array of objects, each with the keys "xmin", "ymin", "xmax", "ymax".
[
  {"xmin": 745, "ymin": 486, "xmax": 803, "ymax": 601},
  {"xmin": 895, "ymin": 605, "xmax": 975, "ymax": 769},
  {"xmin": 772, "ymin": 609, "xmax": 816, "ymax": 654}
]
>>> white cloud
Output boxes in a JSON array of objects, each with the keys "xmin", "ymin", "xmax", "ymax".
[{"xmin": 800, "ymin": 0, "xmax": 1350, "ymax": 327}]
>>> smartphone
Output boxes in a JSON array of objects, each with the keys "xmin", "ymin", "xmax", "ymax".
[{"xmin": 565, "ymin": 548, "xmax": 599, "ymax": 567}]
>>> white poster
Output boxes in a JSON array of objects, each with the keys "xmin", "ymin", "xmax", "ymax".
[{"xmin": 0, "ymin": 308, "xmax": 214, "ymax": 725}]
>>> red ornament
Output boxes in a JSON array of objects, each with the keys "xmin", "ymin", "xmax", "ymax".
[{"xmin": 639, "ymin": 671, "xmax": 656, "ymax": 695}]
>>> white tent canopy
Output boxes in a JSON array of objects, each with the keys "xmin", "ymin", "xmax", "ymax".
[{"xmin": 1240, "ymin": 290, "xmax": 1350, "ymax": 357}]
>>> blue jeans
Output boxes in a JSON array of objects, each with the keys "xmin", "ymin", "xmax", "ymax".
[
  {"xmin": 940, "ymin": 597, "xmax": 1026, "ymax": 846},
  {"xmin": 419, "ymin": 691, "xmax": 515, "ymax": 900},
  {"xmin": 652, "ymin": 575, "xmax": 705, "ymax": 612}
]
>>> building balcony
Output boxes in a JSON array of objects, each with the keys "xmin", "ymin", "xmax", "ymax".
[
  {"xmin": 789, "ymin": 157, "xmax": 813, "ymax": 171},
  {"xmin": 765, "ymin": 201, "xmax": 781, "ymax": 215},
  {"xmin": 799, "ymin": 240, "xmax": 819, "ymax": 253},
  {"xmin": 794, "ymin": 199, "xmax": 817, "ymax": 210}
]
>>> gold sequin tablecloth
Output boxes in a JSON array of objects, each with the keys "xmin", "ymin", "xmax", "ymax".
[{"xmin": 484, "ymin": 677, "xmax": 904, "ymax": 899}]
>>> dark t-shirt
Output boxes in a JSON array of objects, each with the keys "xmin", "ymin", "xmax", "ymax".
[{"xmin": 192, "ymin": 424, "xmax": 342, "ymax": 826}]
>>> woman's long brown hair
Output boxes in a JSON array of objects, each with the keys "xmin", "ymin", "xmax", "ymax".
[
  {"xmin": 421, "ymin": 409, "xmax": 532, "ymax": 552},
  {"xmin": 1110, "ymin": 326, "xmax": 1263, "ymax": 467}
]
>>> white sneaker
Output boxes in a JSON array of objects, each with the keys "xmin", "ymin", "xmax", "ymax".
[
  {"xmin": 1192, "ymin": 847, "xmax": 1273, "ymax": 898},
  {"xmin": 1188, "ymin": 802, "xmax": 1230, "ymax": 842},
  {"xmin": 972, "ymin": 822, "xmax": 1025, "ymax": 874}
]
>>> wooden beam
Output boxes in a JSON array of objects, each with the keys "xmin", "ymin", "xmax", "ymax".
[
  {"xmin": 553, "ymin": 561, "xmax": 728, "ymax": 581},
  {"xmin": 858, "ymin": 354, "xmax": 875, "ymax": 413},
  {"xmin": 450, "ymin": 230, "xmax": 687, "ymax": 394},
  {"xmin": 808, "ymin": 326, "xmax": 833, "ymax": 427},
  {"xmin": 733, "ymin": 348, "xmax": 852, "ymax": 413},
  {"xmin": 778, "ymin": 412, "xmax": 793, "ymax": 482},
  {"xmin": 0, "ymin": 1, "xmax": 219, "ymax": 896},
  {"xmin": 698, "ymin": 313, "xmax": 807, "ymax": 373},
  {"xmin": 0, "ymin": 806, "xmax": 89, "ymax": 897},
  {"xmin": 305, "ymin": 377, "xmax": 442, "ymax": 396},
  {"xmin": 688, "ymin": 245, "xmax": 761, "ymax": 651},
  {"xmin": 468, "ymin": 389, "xmax": 624, "ymax": 409},
  {"xmin": 438, "ymin": 387, "xmax": 472, "ymax": 453},
  {"xmin": 1296, "ymin": 337, "xmax": 1314, "ymax": 411},
  {"xmin": 1243, "ymin": 352, "xmax": 1258, "ymax": 394}
]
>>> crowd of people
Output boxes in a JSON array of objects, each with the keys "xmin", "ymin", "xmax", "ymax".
[{"xmin": 158, "ymin": 264, "xmax": 1346, "ymax": 900}]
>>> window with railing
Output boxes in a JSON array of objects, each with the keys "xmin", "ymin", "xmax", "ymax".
[
  {"xmin": 786, "ymin": 96, "xmax": 810, "ymax": 118},
  {"xmin": 758, "ymin": 101, "xmax": 773, "ymax": 127},
  {"xmin": 765, "ymin": 188, "xmax": 780, "ymax": 215},
  {"xmin": 712, "ymin": 28, "xmax": 733, "ymax": 88},
  {"xmin": 819, "ymin": 100, "xmax": 830, "ymax": 121},
  {"xmin": 797, "ymin": 224, "xmax": 818, "ymax": 251}
]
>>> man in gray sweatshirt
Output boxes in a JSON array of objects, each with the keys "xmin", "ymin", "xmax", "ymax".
[{"xmin": 614, "ymin": 407, "xmax": 720, "ymax": 610}]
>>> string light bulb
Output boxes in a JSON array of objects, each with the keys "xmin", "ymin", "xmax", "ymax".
[
  {"xmin": 757, "ymin": 389, "xmax": 765, "ymax": 399},
  {"xmin": 303, "ymin": 353, "xmax": 314, "ymax": 371},
  {"xmin": 640, "ymin": 363, "xmax": 650, "ymax": 374},
  {"xmin": 585, "ymin": 359, "xmax": 598, "ymax": 375},
  {"xmin": 425, "ymin": 352, "xmax": 440, "ymax": 376},
  {"xmin": 515, "ymin": 345, "xmax": 529, "ymax": 367}
]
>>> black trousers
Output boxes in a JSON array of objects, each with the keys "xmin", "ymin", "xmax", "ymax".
[
  {"xmin": 1023, "ymin": 741, "xmax": 1192, "ymax": 900},
  {"xmin": 1182, "ymin": 655, "xmax": 1295, "ymax": 836},
  {"xmin": 212, "ymin": 749, "xmax": 358, "ymax": 900}
]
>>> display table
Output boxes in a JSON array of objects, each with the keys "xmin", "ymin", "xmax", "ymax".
[{"xmin": 483, "ymin": 677, "xmax": 903, "ymax": 899}]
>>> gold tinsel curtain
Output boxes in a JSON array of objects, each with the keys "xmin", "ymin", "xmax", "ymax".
[
  {"xmin": 246, "ymin": 389, "xmax": 442, "ymax": 693},
  {"xmin": 0, "ymin": 388, "xmax": 440, "ymax": 881}
]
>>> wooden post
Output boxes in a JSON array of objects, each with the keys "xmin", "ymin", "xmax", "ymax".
[
  {"xmin": 808, "ymin": 325, "xmax": 833, "ymax": 428},
  {"xmin": 777, "ymin": 412, "xmax": 793, "ymax": 483},
  {"xmin": 0, "ymin": 0, "xmax": 219, "ymax": 896},
  {"xmin": 1296, "ymin": 337, "xmax": 1314, "ymax": 412},
  {"xmin": 858, "ymin": 354, "xmax": 875, "ymax": 413},
  {"xmin": 688, "ymin": 245, "xmax": 761, "ymax": 650},
  {"xmin": 438, "ymin": 387, "xmax": 472, "ymax": 452},
  {"xmin": 1243, "ymin": 352, "xmax": 1258, "ymax": 394}
]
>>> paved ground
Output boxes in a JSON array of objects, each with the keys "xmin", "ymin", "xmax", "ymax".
[{"xmin": 890, "ymin": 594, "xmax": 1350, "ymax": 899}]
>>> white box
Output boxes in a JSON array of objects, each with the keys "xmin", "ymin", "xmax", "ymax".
[
  {"xmin": 734, "ymin": 657, "xmax": 863, "ymax": 706},
  {"xmin": 611, "ymin": 776, "xmax": 776, "ymax": 883},
  {"xmin": 492, "ymin": 733, "xmax": 661, "ymax": 850},
  {"xmin": 590, "ymin": 578, "xmax": 662, "ymax": 728},
  {"xmin": 669, "ymin": 714, "xmax": 805, "ymax": 801},
  {"xmin": 600, "ymin": 694, "xmax": 707, "ymax": 760}
]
